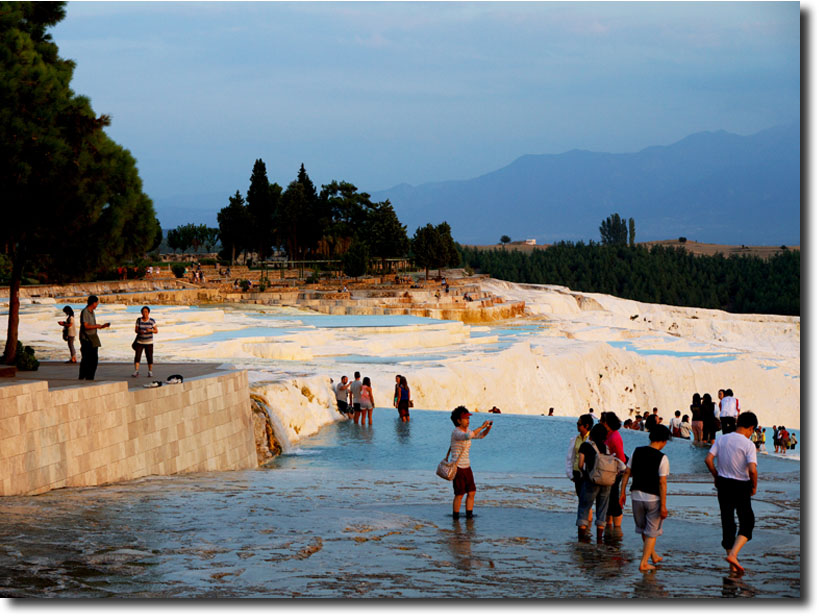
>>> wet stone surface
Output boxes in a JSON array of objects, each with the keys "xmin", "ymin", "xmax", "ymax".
[{"xmin": 0, "ymin": 413, "xmax": 800, "ymax": 598}]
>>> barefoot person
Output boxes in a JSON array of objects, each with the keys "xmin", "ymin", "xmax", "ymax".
[
  {"xmin": 575, "ymin": 424, "xmax": 614, "ymax": 542},
  {"xmin": 360, "ymin": 377, "xmax": 375, "ymax": 425},
  {"xmin": 566, "ymin": 414, "xmax": 594, "ymax": 527},
  {"xmin": 620, "ymin": 425, "xmax": 670, "ymax": 571},
  {"xmin": 704, "ymin": 411, "xmax": 759, "ymax": 574},
  {"xmin": 349, "ymin": 371, "xmax": 363, "ymax": 424},
  {"xmin": 449, "ymin": 406, "xmax": 492, "ymax": 520},
  {"xmin": 335, "ymin": 375, "xmax": 352, "ymax": 419}
]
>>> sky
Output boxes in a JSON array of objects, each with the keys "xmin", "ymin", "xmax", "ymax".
[{"xmin": 50, "ymin": 1, "xmax": 801, "ymax": 216}]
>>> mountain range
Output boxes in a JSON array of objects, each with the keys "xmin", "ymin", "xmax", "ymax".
[
  {"xmin": 372, "ymin": 122, "xmax": 800, "ymax": 246},
  {"xmin": 154, "ymin": 123, "xmax": 800, "ymax": 246}
]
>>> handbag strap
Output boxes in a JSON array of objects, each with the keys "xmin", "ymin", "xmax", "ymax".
[{"xmin": 446, "ymin": 444, "xmax": 467, "ymax": 464}]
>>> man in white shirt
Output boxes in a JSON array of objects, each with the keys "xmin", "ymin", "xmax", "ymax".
[
  {"xmin": 705, "ymin": 411, "xmax": 758, "ymax": 574},
  {"xmin": 719, "ymin": 388, "xmax": 740, "ymax": 434},
  {"xmin": 334, "ymin": 375, "xmax": 351, "ymax": 419}
]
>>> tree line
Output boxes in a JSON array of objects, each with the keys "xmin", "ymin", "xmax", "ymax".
[{"xmin": 458, "ymin": 242, "xmax": 799, "ymax": 316}]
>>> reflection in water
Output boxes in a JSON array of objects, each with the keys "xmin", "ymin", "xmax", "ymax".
[
  {"xmin": 722, "ymin": 575, "xmax": 757, "ymax": 598},
  {"xmin": 445, "ymin": 518, "xmax": 477, "ymax": 570},
  {"xmin": 632, "ymin": 569, "xmax": 669, "ymax": 597},
  {"xmin": 572, "ymin": 534, "xmax": 631, "ymax": 581},
  {"xmin": 395, "ymin": 418, "xmax": 411, "ymax": 445}
]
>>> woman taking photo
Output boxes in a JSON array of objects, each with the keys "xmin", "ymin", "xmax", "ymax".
[
  {"xmin": 449, "ymin": 406, "xmax": 492, "ymax": 520},
  {"xmin": 133, "ymin": 306, "xmax": 158, "ymax": 378}
]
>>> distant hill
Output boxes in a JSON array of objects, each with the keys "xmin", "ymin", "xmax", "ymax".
[{"xmin": 371, "ymin": 123, "xmax": 800, "ymax": 246}]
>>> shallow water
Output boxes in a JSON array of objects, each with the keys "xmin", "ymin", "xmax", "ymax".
[{"xmin": 0, "ymin": 411, "xmax": 800, "ymax": 598}]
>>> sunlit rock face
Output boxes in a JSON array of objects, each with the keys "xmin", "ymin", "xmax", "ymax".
[{"xmin": 5, "ymin": 277, "xmax": 800, "ymax": 445}]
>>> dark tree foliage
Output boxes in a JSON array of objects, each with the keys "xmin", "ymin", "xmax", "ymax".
[
  {"xmin": 341, "ymin": 238, "xmax": 370, "ymax": 278},
  {"xmin": 1, "ymin": 1, "xmax": 160, "ymax": 362},
  {"xmin": 458, "ymin": 243, "xmax": 799, "ymax": 316},
  {"xmin": 366, "ymin": 200, "xmax": 409, "ymax": 271},
  {"xmin": 218, "ymin": 190, "xmax": 251, "ymax": 263},
  {"xmin": 628, "ymin": 218, "xmax": 635, "ymax": 247},
  {"xmin": 245, "ymin": 159, "xmax": 279, "ymax": 260},
  {"xmin": 411, "ymin": 222, "xmax": 459, "ymax": 280},
  {"xmin": 599, "ymin": 213, "xmax": 629, "ymax": 246}
]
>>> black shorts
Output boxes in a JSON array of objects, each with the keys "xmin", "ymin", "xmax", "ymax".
[
  {"xmin": 337, "ymin": 400, "xmax": 348, "ymax": 413},
  {"xmin": 397, "ymin": 400, "xmax": 410, "ymax": 418},
  {"xmin": 453, "ymin": 467, "xmax": 476, "ymax": 496},
  {"xmin": 353, "ymin": 403, "xmax": 361, "ymax": 412}
]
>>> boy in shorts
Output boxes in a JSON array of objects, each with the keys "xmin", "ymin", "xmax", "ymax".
[{"xmin": 620, "ymin": 424, "xmax": 670, "ymax": 571}]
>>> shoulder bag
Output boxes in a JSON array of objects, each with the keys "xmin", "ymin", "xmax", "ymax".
[{"xmin": 435, "ymin": 445, "xmax": 466, "ymax": 481}]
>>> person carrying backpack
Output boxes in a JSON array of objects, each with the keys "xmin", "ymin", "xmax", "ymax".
[{"xmin": 576, "ymin": 423, "xmax": 623, "ymax": 542}]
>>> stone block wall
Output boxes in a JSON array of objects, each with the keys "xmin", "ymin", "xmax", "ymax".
[{"xmin": 0, "ymin": 371, "xmax": 256, "ymax": 496}]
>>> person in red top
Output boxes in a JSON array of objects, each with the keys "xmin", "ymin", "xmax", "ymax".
[{"xmin": 601, "ymin": 412, "xmax": 627, "ymax": 529}]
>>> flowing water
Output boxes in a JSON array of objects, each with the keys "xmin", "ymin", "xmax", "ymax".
[{"xmin": 0, "ymin": 411, "xmax": 800, "ymax": 598}]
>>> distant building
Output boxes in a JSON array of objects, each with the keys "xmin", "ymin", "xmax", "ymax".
[{"xmin": 523, "ymin": 239, "xmax": 536, "ymax": 246}]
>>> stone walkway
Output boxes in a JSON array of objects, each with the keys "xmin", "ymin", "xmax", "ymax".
[{"xmin": 0, "ymin": 361, "xmax": 230, "ymax": 391}]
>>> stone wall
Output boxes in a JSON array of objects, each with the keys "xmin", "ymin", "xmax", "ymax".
[{"xmin": 0, "ymin": 371, "xmax": 256, "ymax": 497}]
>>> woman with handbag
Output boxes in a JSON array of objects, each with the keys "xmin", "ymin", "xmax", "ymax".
[
  {"xmin": 132, "ymin": 306, "xmax": 158, "ymax": 378},
  {"xmin": 449, "ymin": 406, "xmax": 492, "ymax": 520},
  {"xmin": 396, "ymin": 375, "xmax": 412, "ymax": 423}
]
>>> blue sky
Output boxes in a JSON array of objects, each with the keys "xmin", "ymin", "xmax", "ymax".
[{"xmin": 52, "ymin": 1, "xmax": 800, "ymax": 215}]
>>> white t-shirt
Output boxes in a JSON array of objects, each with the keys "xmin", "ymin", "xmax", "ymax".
[
  {"xmin": 335, "ymin": 382, "xmax": 348, "ymax": 402},
  {"xmin": 451, "ymin": 428, "xmax": 473, "ymax": 469},
  {"xmin": 720, "ymin": 396, "xmax": 739, "ymax": 418},
  {"xmin": 669, "ymin": 417, "xmax": 682, "ymax": 430},
  {"xmin": 709, "ymin": 432, "xmax": 757, "ymax": 481},
  {"xmin": 627, "ymin": 453, "xmax": 670, "ymax": 503}
]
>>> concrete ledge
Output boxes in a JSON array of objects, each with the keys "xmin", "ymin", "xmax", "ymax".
[{"xmin": 0, "ymin": 369, "xmax": 255, "ymax": 496}]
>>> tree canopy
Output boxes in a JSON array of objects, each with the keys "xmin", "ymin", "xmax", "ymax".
[
  {"xmin": 1, "ymin": 1, "xmax": 160, "ymax": 363},
  {"xmin": 599, "ymin": 213, "xmax": 629, "ymax": 246},
  {"xmin": 411, "ymin": 222, "xmax": 459, "ymax": 279}
]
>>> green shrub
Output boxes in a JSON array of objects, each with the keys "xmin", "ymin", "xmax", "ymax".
[
  {"xmin": 305, "ymin": 272, "xmax": 320, "ymax": 284},
  {"xmin": 171, "ymin": 264, "xmax": 186, "ymax": 278},
  {"xmin": 15, "ymin": 342, "xmax": 39, "ymax": 371},
  {"xmin": 239, "ymin": 279, "xmax": 251, "ymax": 292},
  {"xmin": 678, "ymin": 237, "xmax": 687, "ymax": 244}
]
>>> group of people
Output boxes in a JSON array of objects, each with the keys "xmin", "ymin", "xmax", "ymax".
[
  {"xmin": 772, "ymin": 425, "xmax": 797, "ymax": 453},
  {"xmin": 567, "ymin": 407, "xmax": 763, "ymax": 574},
  {"xmin": 58, "ymin": 295, "xmax": 158, "ymax": 381},
  {"xmin": 332, "ymin": 373, "xmax": 412, "ymax": 424}
]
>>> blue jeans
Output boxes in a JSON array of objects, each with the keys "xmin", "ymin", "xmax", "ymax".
[{"xmin": 576, "ymin": 479, "xmax": 611, "ymax": 529}]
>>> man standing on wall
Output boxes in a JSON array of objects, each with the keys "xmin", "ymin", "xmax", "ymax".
[
  {"xmin": 78, "ymin": 295, "xmax": 110, "ymax": 381},
  {"xmin": 705, "ymin": 411, "xmax": 759, "ymax": 574}
]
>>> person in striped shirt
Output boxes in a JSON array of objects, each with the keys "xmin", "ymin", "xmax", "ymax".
[
  {"xmin": 133, "ymin": 306, "xmax": 159, "ymax": 378},
  {"xmin": 449, "ymin": 406, "xmax": 493, "ymax": 520}
]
